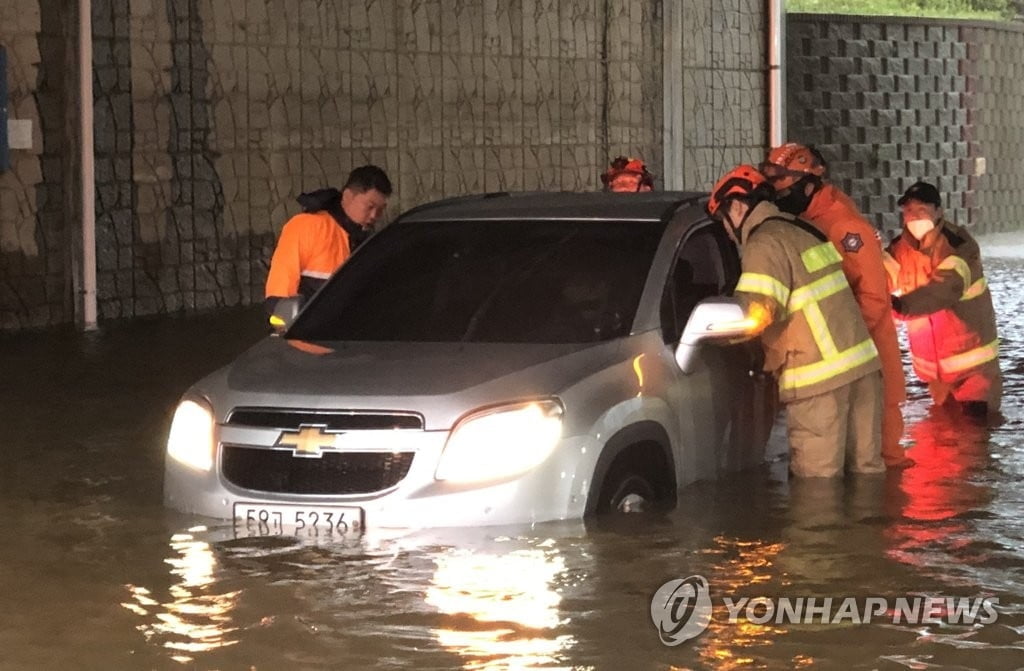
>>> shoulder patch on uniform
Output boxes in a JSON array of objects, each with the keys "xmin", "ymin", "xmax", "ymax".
[{"xmin": 841, "ymin": 232, "xmax": 863, "ymax": 253}]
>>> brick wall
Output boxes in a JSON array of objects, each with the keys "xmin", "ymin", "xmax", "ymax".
[
  {"xmin": 787, "ymin": 13, "xmax": 1024, "ymax": 238},
  {"xmin": 964, "ymin": 22, "xmax": 1024, "ymax": 233}
]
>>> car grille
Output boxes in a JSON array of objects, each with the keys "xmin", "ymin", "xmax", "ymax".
[
  {"xmin": 221, "ymin": 446, "xmax": 415, "ymax": 495},
  {"xmin": 226, "ymin": 408, "xmax": 423, "ymax": 431},
  {"xmin": 222, "ymin": 408, "xmax": 422, "ymax": 495}
]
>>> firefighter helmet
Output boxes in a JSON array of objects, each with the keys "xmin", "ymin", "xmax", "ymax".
[
  {"xmin": 761, "ymin": 143, "xmax": 827, "ymax": 191},
  {"xmin": 707, "ymin": 164, "xmax": 771, "ymax": 217},
  {"xmin": 601, "ymin": 156, "xmax": 655, "ymax": 191}
]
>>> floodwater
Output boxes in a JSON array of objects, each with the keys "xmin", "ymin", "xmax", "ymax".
[{"xmin": 2, "ymin": 238, "xmax": 1024, "ymax": 670}]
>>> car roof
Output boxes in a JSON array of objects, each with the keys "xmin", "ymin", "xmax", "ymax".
[{"xmin": 395, "ymin": 190, "xmax": 708, "ymax": 224}]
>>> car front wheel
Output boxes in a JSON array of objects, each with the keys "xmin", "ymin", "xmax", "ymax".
[{"xmin": 600, "ymin": 470, "xmax": 657, "ymax": 514}]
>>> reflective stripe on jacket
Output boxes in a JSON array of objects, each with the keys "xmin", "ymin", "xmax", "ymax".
[
  {"xmin": 265, "ymin": 210, "xmax": 353, "ymax": 302},
  {"xmin": 889, "ymin": 218, "xmax": 999, "ymax": 384},
  {"xmin": 802, "ymin": 183, "xmax": 906, "ymax": 405},
  {"xmin": 734, "ymin": 201, "xmax": 881, "ymax": 403}
]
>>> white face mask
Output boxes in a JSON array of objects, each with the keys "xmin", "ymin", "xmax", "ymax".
[{"xmin": 905, "ymin": 218, "xmax": 935, "ymax": 240}]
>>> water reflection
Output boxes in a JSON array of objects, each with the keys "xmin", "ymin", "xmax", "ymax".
[
  {"xmin": 122, "ymin": 526, "xmax": 240, "ymax": 664},
  {"xmin": 425, "ymin": 547, "xmax": 577, "ymax": 669},
  {"xmin": 694, "ymin": 536, "xmax": 788, "ymax": 670},
  {"xmin": 6, "ymin": 242, "xmax": 1024, "ymax": 668},
  {"xmin": 886, "ymin": 406, "xmax": 994, "ymax": 580}
]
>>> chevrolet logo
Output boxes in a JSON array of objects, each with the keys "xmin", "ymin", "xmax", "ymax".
[{"xmin": 275, "ymin": 425, "xmax": 337, "ymax": 458}]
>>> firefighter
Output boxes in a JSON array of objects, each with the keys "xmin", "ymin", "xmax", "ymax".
[
  {"xmin": 600, "ymin": 156, "xmax": 655, "ymax": 193},
  {"xmin": 265, "ymin": 165, "xmax": 392, "ymax": 315},
  {"xmin": 707, "ymin": 164, "xmax": 884, "ymax": 478},
  {"xmin": 761, "ymin": 143, "xmax": 910, "ymax": 469},
  {"xmin": 889, "ymin": 181, "xmax": 1001, "ymax": 418}
]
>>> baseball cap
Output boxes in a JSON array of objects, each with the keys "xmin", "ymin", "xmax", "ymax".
[{"xmin": 897, "ymin": 181, "xmax": 942, "ymax": 208}]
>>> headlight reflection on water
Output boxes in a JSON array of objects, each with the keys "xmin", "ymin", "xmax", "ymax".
[
  {"xmin": 693, "ymin": 536, "xmax": 789, "ymax": 671},
  {"xmin": 425, "ymin": 548, "xmax": 576, "ymax": 669},
  {"xmin": 121, "ymin": 528, "xmax": 240, "ymax": 664}
]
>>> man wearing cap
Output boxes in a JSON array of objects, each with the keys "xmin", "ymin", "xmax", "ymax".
[{"xmin": 888, "ymin": 181, "xmax": 1001, "ymax": 418}]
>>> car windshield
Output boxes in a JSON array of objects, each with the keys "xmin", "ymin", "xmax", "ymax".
[{"xmin": 287, "ymin": 218, "xmax": 664, "ymax": 344}]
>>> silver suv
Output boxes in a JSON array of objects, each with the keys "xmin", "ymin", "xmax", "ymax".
[{"xmin": 163, "ymin": 192, "xmax": 776, "ymax": 534}]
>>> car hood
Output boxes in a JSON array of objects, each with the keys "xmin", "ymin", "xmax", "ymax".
[{"xmin": 215, "ymin": 337, "xmax": 625, "ymax": 429}]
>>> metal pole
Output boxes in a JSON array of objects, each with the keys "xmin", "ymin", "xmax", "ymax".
[
  {"xmin": 768, "ymin": 0, "xmax": 786, "ymax": 148},
  {"xmin": 662, "ymin": 1, "xmax": 684, "ymax": 190},
  {"xmin": 0, "ymin": 47, "xmax": 9, "ymax": 173},
  {"xmin": 80, "ymin": 0, "xmax": 97, "ymax": 329}
]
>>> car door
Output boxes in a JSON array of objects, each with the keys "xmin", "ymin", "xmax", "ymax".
[{"xmin": 659, "ymin": 220, "xmax": 777, "ymax": 481}]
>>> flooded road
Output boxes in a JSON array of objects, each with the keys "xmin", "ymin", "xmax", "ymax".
[{"xmin": 3, "ymin": 237, "xmax": 1024, "ymax": 670}]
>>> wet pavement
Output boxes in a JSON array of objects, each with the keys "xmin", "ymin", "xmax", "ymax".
[{"xmin": 2, "ymin": 237, "xmax": 1024, "ymax": 670}]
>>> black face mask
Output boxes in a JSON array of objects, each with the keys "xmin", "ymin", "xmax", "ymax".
[{"xmin": 775, "ymin": 187, "xmax": 813, "ymax": 215}]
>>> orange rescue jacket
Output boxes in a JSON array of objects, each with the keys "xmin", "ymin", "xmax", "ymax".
[
  {"xmin": 265, "ymin": 210, "xmax": 353, "ymax": 302},
  {"xmin": 889, "ymin": 218, "xmax": 999, "ymax": 385},
  {"xmin": 802, "ymin": 184, "xmax": 906, "ymax": 404}
]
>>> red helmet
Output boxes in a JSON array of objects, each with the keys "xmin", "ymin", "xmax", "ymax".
[
  {"xmin": 761, "ymin": 143, "xmax": 826, "ymax": 191},
  {"xmin": 707, "ymin": 164, "xmax": 770, "ymax": 217},
  {"xmin": 601, "ymin": 156, "xmax": 655, "ymax": 191}
]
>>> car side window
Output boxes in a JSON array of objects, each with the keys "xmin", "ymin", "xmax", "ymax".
[{"xmin": 660, "ymin": 222, "xmax": 735, "ymax": 343}]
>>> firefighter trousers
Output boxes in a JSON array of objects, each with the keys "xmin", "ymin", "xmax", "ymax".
[{"xmin": 785, "ymin": 371, "xmax": 884, "ymax": 478}]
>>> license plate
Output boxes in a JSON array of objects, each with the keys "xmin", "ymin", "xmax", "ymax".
[{"xmin": 233, "ymin": 502, "xmax": 364, "ymax": 537}]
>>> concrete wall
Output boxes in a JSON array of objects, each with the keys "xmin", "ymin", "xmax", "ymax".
[
  {"xmin": 0, "ymin": 1, "xmax": 75, "ymax": 329},
  {"xmin": 664, "ymin": 0, "xmax": 768, "ymax": 189},
  {"xmin": 0, "ymin": 0, "xmax": 770, "ymax": 331},
  {"xmin": 786, "ymin": 13, "xmax": 1024, "ymax": 237}
]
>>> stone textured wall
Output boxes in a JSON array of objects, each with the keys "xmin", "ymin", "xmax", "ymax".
[
  {"xmin": 673, "ymin": 0, "xmax": 767, "ymax": 188},
  {"xmin": 0, "ymin": 0, "xmax": 74, "ymax": 330},
  {"xmin": 786, "ymin": 14, "xmax": 1024, "ymax": 237},
  {"xmin": 1, "ymin": 0, "xmax": 774, "ymax": 331}
]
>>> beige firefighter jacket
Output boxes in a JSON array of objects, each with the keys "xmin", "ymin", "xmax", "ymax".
[{"xmin": 733, "ymin": 201, "xmax": 881, "ymax": 403}]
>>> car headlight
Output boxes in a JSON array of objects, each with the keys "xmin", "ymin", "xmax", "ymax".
[
  {"xmin": 167, "ymin": 398, "xmax": 215, "ymax": 472},
  {"xmin": 435, "ymin": 400, "xmax": 563, "ymax": 483}
]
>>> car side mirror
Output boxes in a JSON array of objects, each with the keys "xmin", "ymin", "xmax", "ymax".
[
  {"xmin": 674, "ymin": 298, "xmax": 757, "ymax": 374},
  {"xmin": 269, "ymin": 296, "xmax": 303, "ymax": 334}
]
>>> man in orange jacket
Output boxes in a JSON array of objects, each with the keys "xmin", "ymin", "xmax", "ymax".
[
  {"xmin": 265, "ymin": 165, "xmax": 391, "ymax": 315},
  {"xmin": 762, "ymin": 143, "xmax": 910, "ymax": 469}
]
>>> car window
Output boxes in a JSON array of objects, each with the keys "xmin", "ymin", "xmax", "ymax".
[
  {"xmin": 660, "ymin": 222, "xmax": 736, "ymax": 343},
  {"xmin": 288, "ymin": 219, "xmax": 664, "ymax": 344}
]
